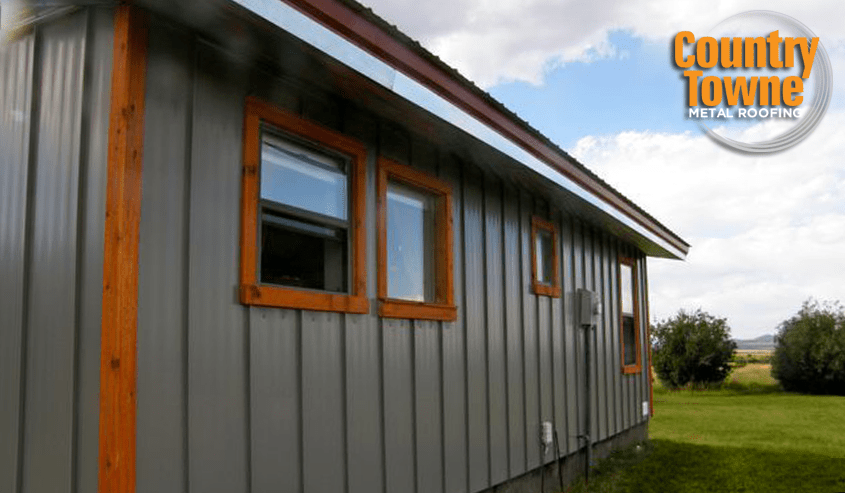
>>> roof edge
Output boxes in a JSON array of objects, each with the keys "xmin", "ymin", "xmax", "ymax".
[{"xmin": 231, "ymin": 0, "xmax": 689, "ymax": 258}]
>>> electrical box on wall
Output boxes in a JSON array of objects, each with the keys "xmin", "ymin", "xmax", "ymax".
[
  {"xmin": 643, "ymin": 401, "xmax": 650, "ymax": 418},
  {"xmin": 576, "ymin": 289, "xmax": 601, "ymax": 326}
]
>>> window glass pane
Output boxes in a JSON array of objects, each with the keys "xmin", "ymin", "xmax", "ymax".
[
  {"xmin": 386, "ymin": 181, "xmax": 436, "ymax": 302},
  {"xmin": 260, "ymin": 135, "xmax": 347, "ymax": 220},
  {"xmin": 260, "ymin": 211, "xmax": 347, "ymax": 293},
  {"xmin": 535, "ymin": 229, "xmax": 554, "ymax": 284},
  {"xmin": 623, "ymin": 316, "xmax": 637, "ymax": 366},
  {"xmin": 620, "ymin": 263, "xmax": 633, "ymax": 315}
]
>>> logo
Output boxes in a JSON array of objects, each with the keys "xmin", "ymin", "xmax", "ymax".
[{"xmin": 673, "ymin": 11, "xmax": 832, "ymax": 153}]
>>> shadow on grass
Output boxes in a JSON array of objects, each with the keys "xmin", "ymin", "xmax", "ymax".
[{"xmin": 565, "ymin": 439, "xmax": 845, "ymax": 493}]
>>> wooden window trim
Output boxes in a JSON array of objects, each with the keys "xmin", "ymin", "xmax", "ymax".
[
  {"xmin": 530, "ymin": 216, "xmax": 561, "ymax": 298},
  {"xmin": 619, "ymin": 256, "xmax": 642, "ymax": 374},
  {"xmin": 377, "ymin": 157, "xmax": 456, "ymax": 321},
  {"xmin": 239, "ymin": 97, "xmax": 368, "ymax": 313}
]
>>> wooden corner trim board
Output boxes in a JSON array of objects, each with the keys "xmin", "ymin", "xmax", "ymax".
[{"xmin": 99, "ymin": 5, "xmax": 148, "ymax": 493}]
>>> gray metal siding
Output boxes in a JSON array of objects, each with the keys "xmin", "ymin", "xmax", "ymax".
[
  {"xmin": 440, "ymin": 155, "xmax": 468, "ymax": 493},
  {"xmin": 186, "ymin": 43, "xmax": 250, "ymax": 493},
  {"xmin": 484, "ymin": 175, "xmax": 508, "ymax": 486},
  {"xmin": 137, "ymin": 17, "xmax": 193, "ymax": 493},
  {"xmin": 0, "ymin": 31, "xmax": 34, "ymax": 493},
  {"xmin": 134, "ymin": 15, "xmax": 656, "ymax": 493},
  {"xmin": 0, "ymin": 8, "xmax": 112, "ymax": 493}
]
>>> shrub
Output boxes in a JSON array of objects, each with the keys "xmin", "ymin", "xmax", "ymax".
[
  {"xmin": 652, "ymin": 309, "xmax": 736, "ymax": 389},
  {"xmin": 771, "ymin": 299, "xmax": 845, "ymax": 395}
]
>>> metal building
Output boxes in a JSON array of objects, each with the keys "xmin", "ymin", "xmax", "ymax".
[{"xmin": 0, "ymin": 1, "xmax": 689, "ymax": 493}]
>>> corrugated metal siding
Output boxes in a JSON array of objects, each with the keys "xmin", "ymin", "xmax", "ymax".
[
  {"xmin": 0, "ymin": 7, "xmax": 112, "ymax": 493},
  {"xmin": 0, "ymin": 30, "xmax": 34, "ymax": 493},
  {"xmin": 135, "ymin": 14, "xmax": 655, "ymax": 493}
]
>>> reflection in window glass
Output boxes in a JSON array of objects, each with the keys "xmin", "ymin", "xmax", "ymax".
[
  {"xmin": 535, "ymin": 229, "xmax": 554, "ymax": 284},
  {"xmin": 623, "ymin": 317, "xmax": 637, "ymax": 366},
  {"xmin": 260, "ymin": 211, "xmax": 347, "ymax": 292},
  {"xmin": 386, "ymin": 181, "xmax": 436, "ymax": 302},
  {"xmin": 260, "ymin": 135, "xmax": 347, "ymax": 220},
  {"xmin": 620, "ymin": 263, "xmax": 633, "ymax": 315}
]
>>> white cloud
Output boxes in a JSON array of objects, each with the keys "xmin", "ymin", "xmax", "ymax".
[
  {"xmin": 362, "ymin": 0, "xmax": 845, "ymax": 87},
  {"xmin": 358, "ymin": 0, "xmax": 845, "ymax": 339},
  {"xmin": 571, "ymin": 111, "xmax": 845, "ymax": 338}
]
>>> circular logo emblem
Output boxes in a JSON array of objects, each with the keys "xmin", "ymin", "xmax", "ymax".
[{"xmin": 680, "ymin": 11, "xmax": 832, "ymax": 153}]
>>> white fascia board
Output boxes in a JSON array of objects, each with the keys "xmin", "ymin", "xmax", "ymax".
[{"xmin": 230, "ymin": 0, "xmax": 687, "ymax": 260}]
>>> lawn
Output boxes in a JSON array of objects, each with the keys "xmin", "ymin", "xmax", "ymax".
[{"xmin": 565, "ymin": 364, "xmax": 845, "ymax": 492}]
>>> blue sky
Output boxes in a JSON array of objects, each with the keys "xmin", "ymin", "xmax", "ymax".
[
  {"xmin": 489, "ymin": 30, "xmax": 695, "ymax": 148},
  {"xmin": 357, "ymin": 0, "xmax": 845, "ymax": 339}
]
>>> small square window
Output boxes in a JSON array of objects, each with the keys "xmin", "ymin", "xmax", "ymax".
[
  {"xmin": 531, "ymin": 217, "xmax": 561, "ymax": 297},
  {"xmin": 240, "ymin": 98, "xmax": 368, "ymax": 313},
  {"xmin": 619, "ymin": 258, "xmax": 641, "ymax": 373},
  {"xmin": 378, "ymin": 158, "xmax": 456, "ymax": 321}
]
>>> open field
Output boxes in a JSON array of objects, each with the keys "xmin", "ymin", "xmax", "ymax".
[
  {"xmin": 734, "ymin": 349, "xmax": 774, "ymax": 357},
  {"xmin": 565, "ymin": 364, "xmax": 845, "ymax": 492}
]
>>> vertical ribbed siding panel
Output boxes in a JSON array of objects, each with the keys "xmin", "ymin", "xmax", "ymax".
[
  {"xmin": 484, "ymin": 175, "xmax": 508, "ymax": 485},
  {"xmin": 383, "ymin": 319, "xmax": 416, "ymax": 493},
  {"xmin": 439, "ymin": 155, "xmax": 468, "ymax": 493},
  {"xmin": 560, "ymin": 217, "xmax": 579, "ymax": 455},
  {"xmin": 590, "ymin": 229, "xmax": 608, "ymax": 442},
  {"xmin": 302, "ymin": 312, "xmax": 346, "ymax": 493},
  {"xmin": 572, "ymin": 222, "xmax": 586, "ymax": 441},
  {"xmin": 608, "ymin": 240, "xmax": 623, "ymax": 435},
  {"xmin": 519, "ymin": 191, "xmax": 540, "ymax": 469},
  {"xmin": 0, "ymin": 32, "xmax": 33, "ymax": 493},
  {"xmin": 638, "ymin": 255, "xmax": 649, "ymax": 423},
  {"xmin": 536, "ymin": 282, "xmax": 552, "ymax": 461},
  {"xmin": 21, "ymin": 13, "xmax": 86, "ymax": 493},
  {"xmin": 75, "ymin": 9, "xmax": 112, "ymax": 493},
  {"xmin": 344, "ymin": 110, "xmax": 383, "ymax": 493},
  {"xmin": 412, "ymin": 138, "xmax": 443, "ymax": 493},
  {"xmin": 415, "ymin": 319, "xmax": 443, "ymax": 493},
  {"xmin": 551, "ymin": 211, "xmax": 567, "ymax": 454},
  {"xmin": 137, "ymin": 19, "xmax": 192, "ymax": 493},
  {"xmin": 642, "ymin": 256, "xmax": 652, "ymax": 421},
  {"xmin": 250, "ymin": 309, "xmax": 301, "ymax": 493},
  {"xmin": 502, "ymin": 184, "xmax": 525, "ymax": 476},
  {"xmin": 581, "ymin": 225, "xmax": 597, "ymax": 442},
  {"xmin": 601, "ymin": 234, "xmax": 616, "ymax": 437},
  {"xmin": 187, "ymin": 45, "xmax": 248, "ymax": 493},
  {"xmin": 345, "ymin": 313, "xmax": 383, "ymax": 493},
  {"xmin": 463, "ymin": 166, "xmax": 489, "ymax": 491},
  {"xmin": 535, "ymin": 201, "xmax": 553, "ymax": 465}
]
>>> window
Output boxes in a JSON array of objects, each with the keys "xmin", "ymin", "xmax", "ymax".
[
  {"xmin": 619, "ymin": 257, "xmax": 641, "ymax": 373},
  {"xmin": 530, "ymin": 217, "xmax": 561, "ymax": 297},
  {"xmin": 377, "ymin": 157, "xmax": 455, "ymax": 321},
  {"xmin": 239, "ymin": 97, "xmax": 368, "ymax": 313}
]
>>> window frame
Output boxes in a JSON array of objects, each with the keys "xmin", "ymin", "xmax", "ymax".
[
  {"xmin": 530, "ymin": 216, "xmax": 561, "ymax": 298},
  {"xmin": 619, "ymin": 256, "xmax": 642, "ymax": 374},
  {"xmin": 377, "ymin": 157, "xmax": 456, "ymax": 321},
  {"xmin": 239, "ymin": 97, "xmax": 368, "ymax": 313}
]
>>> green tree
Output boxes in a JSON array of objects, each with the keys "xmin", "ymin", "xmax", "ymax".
[
  {"xmin": 652, "ymin": 309, "xmax": 736, "ymax": 389},
  {"xmin": 772, "ymin": 299, "xmax": 845, "ymax": 395}
]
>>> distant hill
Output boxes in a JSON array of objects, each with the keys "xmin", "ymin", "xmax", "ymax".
[{"xmin": 734, "ymin": 334, "xmax": 775, "ymax": 351}]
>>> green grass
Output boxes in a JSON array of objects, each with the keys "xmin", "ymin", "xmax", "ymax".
[{"xmin": 564, "ymin": 365, "xmax": 845, "ymax": 492}]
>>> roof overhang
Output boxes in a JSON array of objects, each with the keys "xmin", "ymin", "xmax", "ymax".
[{"xmin": 226, "ymin": 0, "xmax": 688, "ymax": 260}]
